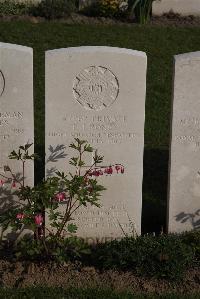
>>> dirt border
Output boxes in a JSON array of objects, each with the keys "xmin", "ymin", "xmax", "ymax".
[
  {"xmin": 1, "ymin": 12, "xmax": 200, "ymax": 26},
  {"xmin": 0, "ymin": 260, "xmax": 199, "ymax": 294}
]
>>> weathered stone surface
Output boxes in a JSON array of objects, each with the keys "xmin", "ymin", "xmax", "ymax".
[
  {"xmin": 153, "ymin": 0, "xmax": 200, "ymax": 16},
  {"xmin": 0, "ymin": 43, "xmax": 34, "ymax": 238},
  {"xmin": 168, "ymin": 52, "xmax": 200, "ymax": 233},
  {"xmin": 46, "ymin": 46, "xmax": 147, "ymax": 242}
]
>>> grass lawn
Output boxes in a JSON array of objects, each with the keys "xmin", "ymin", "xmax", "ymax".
[
  {"xmin": 0, "ymin": 22, "xmax": 200, "ymax": 231},
  {"xmin": 0, "ymin": 287, "xmax": 200, "ymax": 299}
]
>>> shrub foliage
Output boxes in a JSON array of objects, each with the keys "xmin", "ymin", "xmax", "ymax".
[
  {"xmin": 31, "ymin": 0, "xmax": 78, "ymax": 19},
  {"xmin": 90, "ymin": 233, "xmax": 197, "ymax": 280}
]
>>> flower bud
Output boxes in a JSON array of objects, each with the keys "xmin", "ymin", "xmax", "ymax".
[
  {"xmin": 0, "ymin": 180, "xmax": 5, "ymax": 186},
  {"xmin": 104, "ymin": 166, "xmax": 113, "ymax": 175},
  {"xmin": 55, "ymin": 192, "xmax": 66, "ymax": 202},
  {"xmin": 34, "ymin": 214, "xmax": 43, "ymax": 226},
  {"xmin": 115, "ymin": 165, "xmax": 121, "ymax": 173},
  {"xmin": 16, "ymin": 213, "xmax": 25, "ymax": 220},
  {"xmin": 11, "ymin": 181, "xmax": 16, "ymax": 188}
]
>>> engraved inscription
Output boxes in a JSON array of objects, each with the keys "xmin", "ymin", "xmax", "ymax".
[
  {"xmin": 0, "ymin": 134, "xmax": 9, "ymax": 141},
  {"xmin": 0, "ymin": 111, "xmax": 23, "ymax": 127},
  {"xmin": 175, "ymin": 116, "xmax": 200, "ymax": 148},
  {"xmin": 73, "ymin": 66, "xmax": 119, "ymax": 111},
  {"xmin": 48, "ymin": 113, "xmax": 138, "ymax": 145},
  {"xmin": 48, "ymin": 131, "xmax": 137, "ymax": 145},
  {"xmin": 0, "ymin": 70, "xmax": 5, "ymax": 97},
  {"xmin": 73, "ymin": 204, "xmax": 133, "ymax": 230},
  {"xmin": 0, "ymin": 111, "xmax": 24, "ymax": 141}
]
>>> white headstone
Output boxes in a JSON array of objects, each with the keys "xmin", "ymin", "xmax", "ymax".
[
  {"xmin": 46, "ymin": 46, "xmax": 147, "ymax": 242},
  {"xmin": 168, "ymin": 51, "xmax": 200, "ymax": 233},
  {"xmin": 153, "ymin": 0, "xmax": 200, "ymax": 16},
  {"xmin": 0, "ymin": 43, "xmax": 34, "ymax": 237}
]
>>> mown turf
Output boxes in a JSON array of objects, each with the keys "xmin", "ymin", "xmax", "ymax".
[
  {"xmin": 0, "ymin": 22, "xmax": 200, "ymax": 231},
  {"xmin": 0, "ymin": 287, "xmax": 199, "ymax": 299}
]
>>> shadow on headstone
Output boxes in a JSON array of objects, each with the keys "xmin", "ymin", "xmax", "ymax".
[
  {"xmin": 175, "ymin": 210, "xmax": 200, "ymax": 230},
  {"xmin": 142, "ymin": 147, "xmax": 169, "ymax": 234},
  {"xmin": 34, "ymin": 143, "xmax": 45, "ymax": 184},
  {"xmin": 46, "ymin": 144, "xmax": 68, "ymax": 177},
  {"xmin": 0, "ymin": 172, "xmax": 30, "ymax": 241}
]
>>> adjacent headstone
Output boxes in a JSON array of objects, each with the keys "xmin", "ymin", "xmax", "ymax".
[
  {"xmin": 46, "ymin": 46, "xmax": 147, "ymax": 242},
  {"xmin": 153, "ymin": 0, "xmax": 200, "ymax": 17},
  {"xmin": 0, "ymin": 43, "xmax": 34, "ymax": 238},
  {"xmin": 168, "ymin": 52, "xmax": 200, "ymax": 233}
]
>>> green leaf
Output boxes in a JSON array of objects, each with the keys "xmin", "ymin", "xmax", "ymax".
[
  {"xmin": 69, "ymin": 157, "xmax": 79, "ymax": 166},
  {"xmin": 67, "ymin": 223, "xmax": 78, "ymax": 233},
  {"xmin": 24, "ymin": 143, "xmax": 33, "ymax": 150},
  {"xmin": 69, "ymin": 143, "xmax": 78, "ymax": 150},
  {"xmin": 74, "ymin": 138, "xmax": 87, "ymax": 145},
  {"xmin": 84, "ymin": 144, "xmax": 93, "ymax": 152},
  {"xmin": 8, "ymin": 150, "xmax": 18, "ymax": 159},
  {"xmin": 78, "ymin": 160, "xmax": 85, "ymax": 167},
  {"xmin": 27, "ymin": 249, "xmax": 35, "ymax": 256}
]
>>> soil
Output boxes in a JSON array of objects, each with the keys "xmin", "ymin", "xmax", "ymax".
[
  {"xmin": 151, "ymin": 13, "xmax": 200, "ymax": 27},
  {"xmin": 1, "ymin": 12, "xmax": 200, "ymax": 26},
  {"xmin": 0, "ymin": 260, "xmax": 199, "ymax": 294}
]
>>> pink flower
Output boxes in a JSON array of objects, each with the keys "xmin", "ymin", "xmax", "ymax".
[
  {"xmin": 11, "ymin": 181, "xmax": 16, "ymax": 188},
  {"xmin": 34, "ymin": 214, "xmax": 43, "ymax": 226},
  {"xmin": 16, "ymin": 213, "xmax": 25, "ymax": 220},
  {"xmin": 0, "ymin": 180, "xmax": 5, "ymax": 186},
  {"xmin": 89, "ymin": 169, "xmax": 104, "ymax": 177},
  {"xmin": 115, "ymin": 165, "xmax": 121, "ymax": 173},
  {"xmin": 98, "ymin": 169, "xmax": 103, "ymax": 176},
  {"xmin": 104, "ymin": 166, "xmax": 113, "ymax": 175},
  {"xmin": 94, "ymin": 170, "xmax": 100, "ymax": 176},
  {"xmin": 55, "ymin": 192, "xmax": 66, "ymax": 202}
]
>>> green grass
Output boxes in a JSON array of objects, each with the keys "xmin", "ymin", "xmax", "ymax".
[
  {"xmin": 0, "ymin": 287, "xmax": 199, "ymax": 299},
  {"xmin": 0, "ymin": 23, "xmax": 200, "ymax": 148},
  {"xmin": 1, "ymin": 22, "xmax": 200, "ymax": 231}
]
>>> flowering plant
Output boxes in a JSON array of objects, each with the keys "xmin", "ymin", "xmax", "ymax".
[
  {"xmin": 0, "ymin": 139, "xmax": 124, "ymax": 261},
  {"xmin": 84, "ymin": 0, "xmax": 128, "ymax": 19},
  {"xmin": 99, "ymin": 0, "xmax": 128, "ymax": 18}
]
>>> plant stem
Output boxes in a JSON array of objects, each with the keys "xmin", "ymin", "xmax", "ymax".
[
  {"xmin": 22, "ymin": 161, "xmax": 25, "ymax": 188},
  {"xmin": 42, "ymin": 237, "xmax": 49, "ymax": 255},
  {"xmin": 55, "ymin": 210, "xmax": 70, "ymax": 238},
  {"xmin": 0, "ymin": 172, "xmax": 23, "ymax": 188},
  {"xmin": 55, "ymin": 196, "xmax": 73, "ymax": 238},
  {"xmin": 78, "ymin": 146, "xmax": 82, "ymax": 176},
  {"xmin": 69, "ymin": 204, "xmax": 81, "ymax": 218}
]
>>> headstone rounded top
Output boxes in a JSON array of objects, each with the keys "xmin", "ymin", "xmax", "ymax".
[
  {"xmin": 73, "ymin": 65, "xmax": 119, "ymax": 111},
  {"xmin": 175, "ymin": 51, "xmax": 200, "ymax": 62},
  {"xmin": 46, "ymin": 46, "xmax": 147, "ymax": 58},
  {"xmin": 0, "ymin": 42, "xmax": 33, "ymax": 53}
]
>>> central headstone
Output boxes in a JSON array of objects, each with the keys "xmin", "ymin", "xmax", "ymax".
[
  {"xmin": 46, "ymin": 46, "xmax": 147, "ymax": 242},
  {"xmin": 0, "ymin": 43, "xmax": 34, "ymax": 238}
]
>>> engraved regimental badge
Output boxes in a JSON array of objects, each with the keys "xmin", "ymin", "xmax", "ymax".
[
  {"xmin": 0, "ymin": 71, "xmax": 5, "ymax": 97},
  {"xmin": 73, "ymin": 66, "xmax": 119, "ymax": 111}
]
